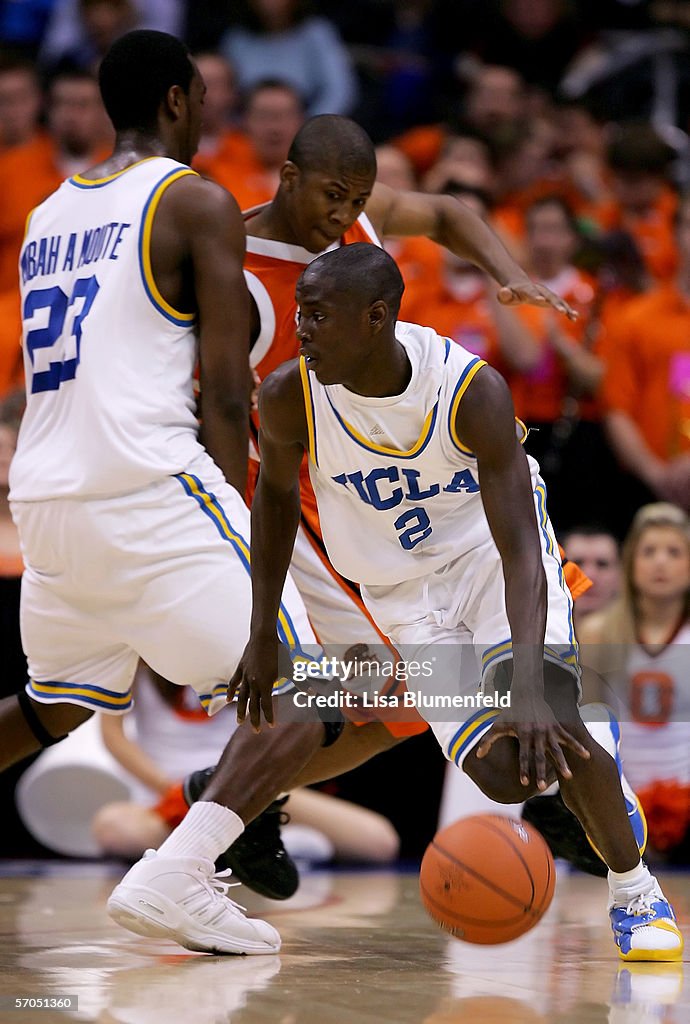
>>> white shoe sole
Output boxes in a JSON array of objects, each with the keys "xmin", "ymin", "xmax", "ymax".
[{"xmin": 107, "ymin": 883, "xmax": 281, "ymax": 956}]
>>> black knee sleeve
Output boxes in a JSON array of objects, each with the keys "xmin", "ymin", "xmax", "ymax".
[
  {"xmin": 17, "ymin": 690, "xmax": 68, "ymax": 748},
  {"xmin": 319, "ymin": 713, "xmax": 345, "ymax": 748}
]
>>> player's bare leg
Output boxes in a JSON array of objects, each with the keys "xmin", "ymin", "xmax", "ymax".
[
  {"xmin": 284, "ymin": 721, "xmax": 402, "ymax": 787},
  {"xmin": 181, "ymin": 715, "xmax": 404, "ymax": 898},
  {"xmin": 0, "ymin": 692, "xmax": 92, "ymax": 769},
  {"xmin": 200, "ymin": 712, "xmax": 326, "ymax": 822}
]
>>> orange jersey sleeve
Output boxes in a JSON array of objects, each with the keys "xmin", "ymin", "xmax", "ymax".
[{"xmin": 558, "ymin": 544, "xmax": 592, "ymax": 601}]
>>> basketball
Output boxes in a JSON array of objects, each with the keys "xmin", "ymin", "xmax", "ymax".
[{"xmin": 419, "ymin": 814, "xmax": 555, "ymax": 944}]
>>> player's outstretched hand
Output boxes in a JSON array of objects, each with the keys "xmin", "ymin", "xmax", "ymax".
[
  {"xmin": 227, "ymin": 634, "xmax": 278, "ymax": 732},
  {"xmin": 475, "ymin": 697, "xmax": 590, "ymax": 790},
  {"xmin": 497, "ymin": 281, "xmax": 578, "ymax": 321}
]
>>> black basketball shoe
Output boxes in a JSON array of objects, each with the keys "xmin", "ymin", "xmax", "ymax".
[
  {"xmin": 182, "ymin": 767, "xmax": 300, "ymax": 900},
  {"xmin": 522, "ymin": 792, "xmax": 608, "ymax": 878}
]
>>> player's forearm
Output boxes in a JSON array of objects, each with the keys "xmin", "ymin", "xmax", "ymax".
[
  {"xmin": 435, "ymin": 198, "xmax": 533, "ymax": 288},
  {"xmin": 249, "ymin": 474, "xmax": 301, "ymax": 638},
  {"xmin": 503, "ymin": 553, "xmax": 549, "ymax": 698}
]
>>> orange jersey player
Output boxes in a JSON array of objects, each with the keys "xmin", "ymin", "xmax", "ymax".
[{"xmin": 238, "ymin": 114, "xmax": 578, "ymax": 738}]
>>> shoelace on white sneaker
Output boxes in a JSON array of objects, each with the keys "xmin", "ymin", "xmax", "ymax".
[
  {"xmin": 200, "ymin": 867, "xmax": 248, "ymax": 914},
  {"xmin": 625, "ymin": 891, "xmax": 661, "ymax": 918}
]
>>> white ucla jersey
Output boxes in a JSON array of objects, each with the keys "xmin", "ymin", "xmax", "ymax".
[
  {"xmin": 10, "ymin": 157, "xmax": 206, "ymax": 502},
  {"xmin": 618, "ymin": 624, "xmax": 690, "ymax": 789},
  {"xmin": 300, "ymin": 322, "xmax": 537, "ymax": 587}
]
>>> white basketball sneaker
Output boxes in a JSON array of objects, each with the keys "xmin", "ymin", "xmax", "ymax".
[{"xmin": 107, "ymin": 849, "xmax": 281, "ymax": 955}]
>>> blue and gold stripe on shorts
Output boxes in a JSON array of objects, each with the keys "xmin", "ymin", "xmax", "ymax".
[
  {"xmin": 447, "ymin": 707, "xmax": 502, "ymax": 765},
  {"xmin": 176, "ymin": 472, "xmax": 315, "ymax": 695},
  {"xmin": 481, "ymin": 639, "xmax": 579, "ymax": 678},
  {"xmin": 534, "ymin": 482, "xmax": 578, "ymax": 670},
  {"xmin": 27, "ymin": 679, "xmax": 133, "ymax": 711}
]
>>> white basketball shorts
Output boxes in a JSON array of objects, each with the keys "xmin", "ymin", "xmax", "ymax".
[
  {"xmin": 361, "ymin": 481, "xmax": 579, "ymax": 766},
  {"xmin": 12, "ymin": 452, "xmax": 316, "ymax": 715}
]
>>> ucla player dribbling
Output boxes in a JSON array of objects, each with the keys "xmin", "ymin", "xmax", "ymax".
[
  {"xmin": 0, "ymin": 29, "xmax": 327, "ymax": 956},
  {"xmin": 232, "ymin": 242, "xmax": 683, "ymax": 962}
]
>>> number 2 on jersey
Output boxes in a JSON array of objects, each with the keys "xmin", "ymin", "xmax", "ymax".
[
  {"xmin": 24, "ymin": 275, "xmax": 100, "ymax": 393},
  {"xmin": 394, "ymin": 507, "xmax": 432, "ymax": 550}
]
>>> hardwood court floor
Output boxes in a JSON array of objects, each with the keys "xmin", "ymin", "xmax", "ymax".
[{"xmin": 0, "ymin": 862, "xmax": 687, "ymax": 1023}]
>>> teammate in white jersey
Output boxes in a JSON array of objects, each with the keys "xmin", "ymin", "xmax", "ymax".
[
  {"xmin": 0, "ymin": 29, "xmax": 328, "ymax": 957},
  {"xmin": 232, "ymin": 242, "xmax": 683, "ymax": 961}
]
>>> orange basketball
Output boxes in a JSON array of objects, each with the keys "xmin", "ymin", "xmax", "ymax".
[{"xmin": 419, "ymin": 814, "xmax": 555, "ymax": 944}]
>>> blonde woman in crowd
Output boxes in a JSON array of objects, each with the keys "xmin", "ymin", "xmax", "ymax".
[{"xmin": 580, "ymin": 504, "xmax": 690, "ymax": 861}]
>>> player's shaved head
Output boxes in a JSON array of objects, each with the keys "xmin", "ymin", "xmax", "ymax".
[
  {"xmin": 288, "ymin": 115, "xmax": 377, "ymax": 179},
  {"xmin": 300, "ymin": 243, "xmax": 404, "ymax": 319}
]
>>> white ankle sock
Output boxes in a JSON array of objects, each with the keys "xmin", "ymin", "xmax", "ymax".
[
  {"xmin": 156, "ymin": 801, "xmax": 244, "ymax": 864},
  {"xmin": 608, "ymin": 861, "xmax": 655, "ymax": 904}
]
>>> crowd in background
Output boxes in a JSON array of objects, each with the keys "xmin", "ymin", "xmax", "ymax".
[{"xmin": 0, "ymin": 0, "xmax": 690, "ymax": 868}]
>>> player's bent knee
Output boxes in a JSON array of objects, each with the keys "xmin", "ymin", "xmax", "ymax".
[
  {"xmin": 463, "ymin": 749, "xmax": 535, "ymax": 804},
  {"xmin": 321, "ymin": 718, "xmax": 345, "ymax": 747},
  {"xmin": 478, "ymin": 776, "xmax": 532, "ymax": 804}
]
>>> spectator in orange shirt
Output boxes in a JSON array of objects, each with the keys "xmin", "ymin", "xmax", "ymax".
[
  {"xmin": 420, "ymin": 135, "xmax": 495, "ymax": 195},
  {"xmin": 592, "ymin": 229, "xmax": 649, "ymax": 336},
  {"xmin": 395, "ymin": 169, "xmax": 540, "ymax": 377},
  {"xmin": 375, "ymin": 144, "xmax": 419, "ymax": 191},
  {"xmin": 375, "ymin": 145, "xmax": 444, "ymax": 320},
  {"xmin": 604, "ymin": 193, "xmax": 690, "ymax": 514},
  {"xmin": 0, "ymin": 291, "xmax": 24, "ymax": 401},
  {"xmin": 490, "ymin": 117, "xmax": 584, "ymax": 258},
  {"xmin": 392, "ymin": 64, "xmax": 525, "ymax": 178},
  {"xmin": 0, "ymin": 66, "xmax": 109, "ymax": 399},
  {"xmin": 208, "ymin": 79, "xmax": 305, "ymax": 211},
  {"xmin": 375, "ymin": 151, "xmax": 538, "ymax": 374},
  {"xmin": 551, "ymin": 100, "xmax": 609, "ymax": 208},
  {"xmin": 595, "ymin": 124, "xmax": 678, "ymax": 282},
  {"xmin": 191, "ymin": 52, "xmax": 255, "ymax": 183},
  {"xmin": 511, "ymin": 195, "xmax": 620, "ymax": 533},
  {"xmin": 0, "ymin": 55, "xmax": 43, "ymax": 150},
  {"xmin": 511, "ymin": 196, "xmax": 601, "ymax": 421},
  {"xmin": 0, "ymin": 65, "xmax": 110, "ymax": 296}
]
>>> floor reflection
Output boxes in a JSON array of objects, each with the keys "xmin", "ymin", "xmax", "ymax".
[{"xmin": 0, "ymin": 865, "xmax": 685, "ymax": 1023}]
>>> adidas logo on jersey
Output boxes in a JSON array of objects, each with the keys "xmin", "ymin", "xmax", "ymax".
[{"xmin": 369, "ymin": 424, "xmax": 385, "ymax": 437}]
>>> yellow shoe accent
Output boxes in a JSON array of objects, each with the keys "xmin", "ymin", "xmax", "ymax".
[{"xmin": 617, "ymin": 921, "xmax": 684, "ymax": 962}]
